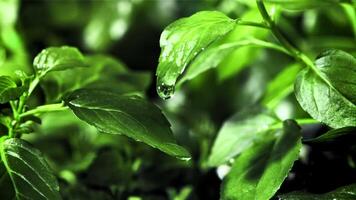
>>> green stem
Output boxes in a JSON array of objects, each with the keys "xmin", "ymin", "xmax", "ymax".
[
  {"xmin": 269, "ymin": 118, "xmax": 319, "ymax": 130},
  {"xmin": 20, "ymin": 102, "xmax": 68, "ymax": 118},
  {"xmin": 255, "ymin": 0, "xmax": 317, "ymax": 71}
]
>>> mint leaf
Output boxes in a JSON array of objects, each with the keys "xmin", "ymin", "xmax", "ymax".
[
  {"xmin": 295, "ymin": 50, "xmax": 356, "ymax": 128},
  {"xmin": 0, "ymin": 76, "xmax": 26, "ymax": 103},
  {"xmin": 208, "ymin": 107, "xmax": 278, "ymax": 166},
  {"xmin": 33, "ymin": 46, "xmax": 86, "ymax": 77},
  {"xmin": 221, "ymin": 120, "xmax": 302, "ymax": 200},
  {"xmin": 304, "ymin": 127, "xmax": 356, "ymax": 144},
  {"xmin": 279, "ymin": 184, "xmax": 356, "ymax": 200},
  {"xmin": 66, "ymin": 89, "xmax": 191, "ymax": 160},
  {"xmin": 0, "ymin": 138, "xmax": 61, "ymax": 200},
  {"xmin": 156, "ymin": 11, "xmax": 236, "ymax": 99}
]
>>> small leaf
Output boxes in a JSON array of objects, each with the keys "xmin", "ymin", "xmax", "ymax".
[
  {"xmin": 0, "ymin": 138, "xmax": 61, "ymax": 200},
  {"xmin": 33, "ymin": 46, "xmax": 86, "ymax": 77},
  {"xmin": 265, "ymin": 0, "xmax": 339, "ymax": 10},
  {"xmin": 156, "ymin": 11, "xmax": 236, "ymax": 99},
  {"xmin": 66, "ymin": 89, "xmax": 191, "ymax": 160},
  {"xmin": 279, "ymin": 184, "xmax": 356, "ymax": 200},
  {"xmin": 304, "ymin": 127, "xmax": 356, "ymax": 144},
  {"xmin": 0, "ymin": 76, "xmax": 26, "ymax": 103},
  {"xmin": 295, "ymin": 49, "xmax": 356, "ymax": 128},
  {"xmin": 208, "ymin": 107, "xmax": 278, "ymax": 166},
  {"xmin": 221, "ymin": 120, "xmax": 302, "ymax": 200}
]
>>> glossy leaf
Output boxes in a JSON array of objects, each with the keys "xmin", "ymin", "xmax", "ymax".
[
  {"xmin": 66, "ymin": 89, "xmax": 191, "ymax": 160},
  {"xmin": 0, "ymin": 138, "xmax": 61, "ymax": 200},
  {"xmin": 279, "ymin": 184, "xmax": 356, "ymax": 200},
  {"xmin": 265, "ymin": 0, "xmax": 339, "ymax": 10},
  {"xmin": 295, "ymin": 50, "xmax": 356, "ymax": 128},
  {"xmin": 222, "ymin": 120, "xmax": 302, "ymax": 200},
  {"xmin": 33, "ymin": 46, "xmax": 86, "ymax": 77},
  {"xmin": 208, "ymin": 107, "xmax": 278, "ymax": 166},
  {"xmin": 156, "ymin": 11, "xmax": 236, "ymax": 99},
  {"xmin": 0, "ymin": 76, "xmax": 26, "ymax": 103}
]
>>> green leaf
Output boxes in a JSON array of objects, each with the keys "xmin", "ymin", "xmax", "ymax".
[
  {"xmin": 221, "ymin": 120, "xmax": 302, "ymax": 200},
  {"xmin": 66, "ymin": 89, "xmax": 191, "ymax": 160},
  {"xmin": 0, "ymin": 76, "xmax": 26, "ymax": 103},
  {"xmin": 0, "ymin": 138, "xmax": 61, "ymax": 200},
  {"xmin": 33, "ymin": 46, "xmax": 86, "ymax": 77},
  {"xmin": 156, "ymin": 11, "xmax": 236, "ymax": 99},
  {"xmin": 265, "ymin": 0, "xmax": 340, "ymax": 10},
  {"xmin": 279, "ymin": 184, "xmax": 356, "ymax": 200},
  {"xmin": 295, "ymin": 49, "xmax": 356, "ymax": 128},
  {"xmin": 262, "ymin": 63, "xmax": 301, "ymax": 109},
  {"xmin": 304, "ymin": 127, "xmax": 356, "ymax": 144},
  {"xmin": 208, "ymin": 107, "xmax": 278, "ymax": 166}
]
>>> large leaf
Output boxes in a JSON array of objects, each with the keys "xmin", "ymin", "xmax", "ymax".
[
  {"xmin": 279, "ymin": 184, "xmax": 356, "ymax": 200},
  {"xmin": 0, "ymin": 76, "xmax": 26, "ymax": 103},
  {"xmin": 156, "ymin": 11, "xmax": 236, "ymax": 99},
  {"xmin": 265, "ymin": 0, "xmax": 339, "ymax": 10},
  {"xmin": 0, "ymin": 138, "xmax": 61, "ymax": 200},
  {"xmin": 66, "ymin": 89, "xmax": 191, "ymax": 160},
  {"xmin": 221, "ymin": 120, "xmax": 302, "ymax": 200},
  {"xmin": 33, "ymin": 46, "xmax": 86, "ymax": 77},
  {"xmin": 295, "ymin": 50, "xmax": 356, "ymax": 128},
  {"xmin": 208, "ymin": 107, "xmax": 278, "ymax": 166}
]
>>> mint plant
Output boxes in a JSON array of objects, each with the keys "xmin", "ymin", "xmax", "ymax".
[
  {"xmin": 1, "ymin": 0, "xmax": 356, "ymax": 199},
  {"xmin": 0, "ymin": 46, "xmax": 189, "ymax": 199},
  {"xmin": 155, "ymin": 0, "xmax": 356, "ymax": 199}
]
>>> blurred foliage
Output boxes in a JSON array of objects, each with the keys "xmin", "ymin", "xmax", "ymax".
[{"xmin": 0, "ymin": 0, "xmax": 356, "ymax": 199}]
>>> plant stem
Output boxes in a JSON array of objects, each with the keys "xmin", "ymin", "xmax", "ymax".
[
  {"xmin": 255, "ymin": 0, "xmax": 317, "ymax": 70},
  {"xmin": 269, "ymin": 118, "xmax": 319, "ymax": 130},
  {"xmin": 20, "ymin": 102, "xmax": 68, "ymax": 118},
  {"xmin": 295, "ymin": 118, "xmax": 319, "ymax": 125}
]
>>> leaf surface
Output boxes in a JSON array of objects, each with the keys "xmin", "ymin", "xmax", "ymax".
[
  {"xmin": 208, "ymin": 107, "xmax": 278, "ymax": 166},
  {"xmin": 222, "ymin": 120, "xmax": 302, "ymax": 200},
  {"xmin": 33, "ymin": 46, "xmax": 86, "ymax": 76},
  {"xmin": 66, "ymin": 89, "xmax": 191, "ymax": 160},
  {"xmin": 0, "ymin": 76, "xmax": 26, "ymax": 103},
  {"xmin": 295, "ymin": 50, "xmax": 356, "ymax": 128},
  {"xmin": 156, "ymin": 11, "xmax": 236, "ymax": 99},
  {"xmin": 0, "ymin": 138, "xmax": 61, "ymax": 200}
]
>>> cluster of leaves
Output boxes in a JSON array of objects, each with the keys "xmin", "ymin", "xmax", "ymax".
[
  {"xmin": 1, "ymin": 0, "xmax": 356, "ymax": 199},
  {"xmin": 154, "ymin": 0, "xmax": 356, "ymax": 199}
]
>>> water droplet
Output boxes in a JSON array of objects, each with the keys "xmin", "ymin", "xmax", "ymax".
[
  {"xmin": 157, "ymin": 83, "xmax": 175, "ymax": 100},
  {"xmin": 179, "ymin": 156, "xmax": 191, "ymax": 162}
]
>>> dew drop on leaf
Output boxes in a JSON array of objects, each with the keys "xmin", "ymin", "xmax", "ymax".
[{"xmin": 157, "ymin": 82, "xmax": 175, "ymax": 100}]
